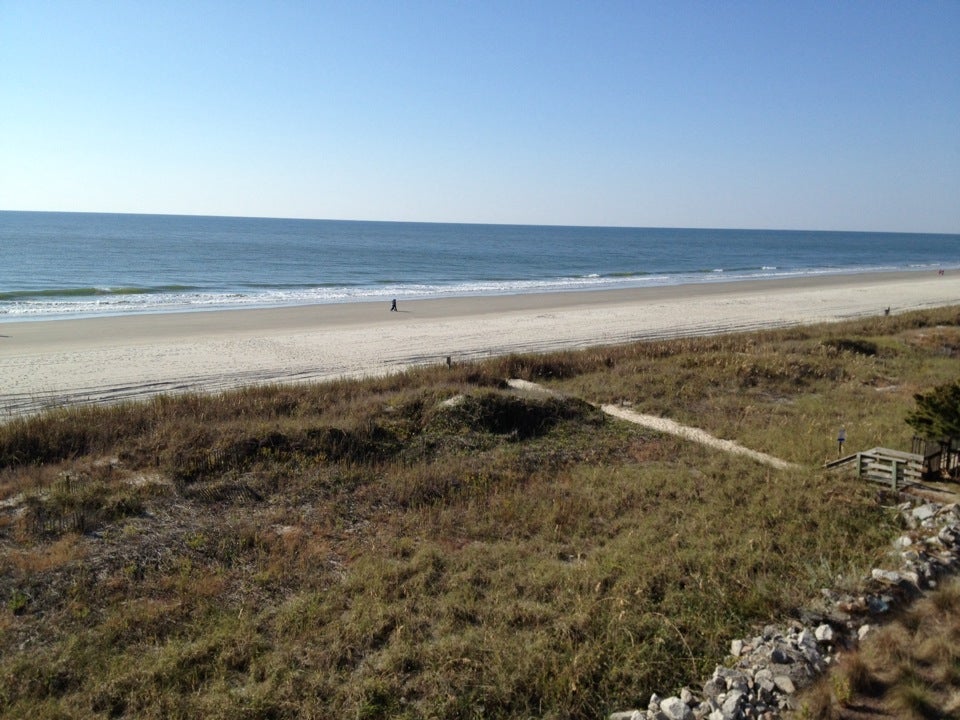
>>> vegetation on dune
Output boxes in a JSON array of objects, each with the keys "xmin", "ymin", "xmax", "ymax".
[
  {"xmin": 794, "ymin": 577, "xmax": 960, "ymax": 719},
  {"xmin": 0, "ymin": 307, "xmax": 958, "ymax": 719},
  {"xmin": 907, "ymin": 379, "xmax": 960, "ymax": 441}
]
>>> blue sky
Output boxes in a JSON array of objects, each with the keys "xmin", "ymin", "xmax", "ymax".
[{"xmin": 2, "ymin": 1, "xmax": 958, "ymax": 232}]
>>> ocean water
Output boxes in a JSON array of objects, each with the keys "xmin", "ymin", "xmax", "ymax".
[{"xmin": 1, "ymin": 211, "xmax": 957, "ymax": 321}]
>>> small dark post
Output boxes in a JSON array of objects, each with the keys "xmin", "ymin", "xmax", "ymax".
[
  {"xmin": 837, "ymin": 426, "xmax": 846, "ymax": 458},
  {"xmin": 446, "ymin": 356, "xmax": 452, "ymax": 368}
]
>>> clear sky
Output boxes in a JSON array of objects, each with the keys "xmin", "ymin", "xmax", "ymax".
[{"xmin": 1, "ymin": 1, "xmax": 958, "ymax": 232}]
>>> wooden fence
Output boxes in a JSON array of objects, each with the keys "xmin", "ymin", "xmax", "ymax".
[{"xmin": 825, "ymin": 447, "xmax": 923, "ymax": 491}]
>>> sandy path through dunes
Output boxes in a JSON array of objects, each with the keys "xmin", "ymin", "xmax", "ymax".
[
  {"xmin": 506, "ymin": 378, "xmax": 796, "ymax": 469},
  {"xmin": 601, "ymin": 404, "xmax": 796, "ymax": 469},
  {"xmin": 0, "ymin": 271, "xmax": 957, "ymax": 416}
]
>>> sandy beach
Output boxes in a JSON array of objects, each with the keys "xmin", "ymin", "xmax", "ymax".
[{"xmin": 1, "ymin": 270, "xmax": 957, "ymax": 416}]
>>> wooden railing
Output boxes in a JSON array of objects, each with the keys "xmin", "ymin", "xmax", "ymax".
[{"xmin": 825, "ymin": 447, "xmax": 923, "ymax": 490}]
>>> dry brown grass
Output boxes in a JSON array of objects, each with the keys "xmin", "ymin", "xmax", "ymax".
[
  {"xmin": 0, "ymin": 306, "xmax": 957, "ymax": 719},
  {"xmin": 7, "ymin": 534, "xmax": 86, "ymax": 573},
  {"xmin": 794, "ymin": 577, "xmax": 960, "ymax": 719}
]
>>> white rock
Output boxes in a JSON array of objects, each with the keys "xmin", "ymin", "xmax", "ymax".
[
  {"xmin": 721, "ymin": 689, "xmax": 745, "ymax": 716},
  {"xmin": 702, "ymin": 678, "xmax": 724, "ymax": 699},
  {"xmin": 814, "ymin": 624, "xmax": 834, "ymax": 642},
  {"xmin": 773, "ymin": 675, "xmax": 796, "ymax": 694},
  {"xmin": 659, "ymin": 696, "xmax": 693, "ymax": 720},
  {"xmin": 871, "ymin": 568, "xmax": 903, "ymax": 584},
  {"xmin": 912, "ymin": 503, "xmax": 939, "ymax": 522}
]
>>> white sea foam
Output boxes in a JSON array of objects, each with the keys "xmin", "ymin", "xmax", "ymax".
[
  {"xmin": 0, "ymin": 265, "xmax": 933, "ymax": 321},
  {"xmin": 2, "ymin": 212, "xmax": 958, "ymax": 321}
]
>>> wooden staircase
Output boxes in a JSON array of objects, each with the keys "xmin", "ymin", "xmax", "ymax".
[{"xmin": 825, "ymin": 447, "xmax": 923, "ymax": 490}]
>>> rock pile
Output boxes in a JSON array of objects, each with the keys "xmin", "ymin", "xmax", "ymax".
[{"xmin": 609, "ymin": 499, "xmax": 960, "ymax": 720}]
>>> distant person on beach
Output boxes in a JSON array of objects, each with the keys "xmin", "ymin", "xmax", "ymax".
[{"xmin": 390, "ymin": 299, "xmax": 397, "ymax": 312}]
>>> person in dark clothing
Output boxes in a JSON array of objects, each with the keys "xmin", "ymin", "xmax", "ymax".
[{"xmin": 390, "ymin": 299, "xmax": 398, "ymax": 312}]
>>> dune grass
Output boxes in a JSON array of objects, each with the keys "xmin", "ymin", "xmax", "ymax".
[
  {"xmin": 0, "ymin": 306, "xmax": 957, "ymax": 719},
  {"xmin": 794, "ymin": 578, "xmax": 960, "ymax": 719}
]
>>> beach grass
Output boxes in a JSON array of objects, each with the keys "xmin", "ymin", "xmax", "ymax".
[
  {"xmin": 795, "ymin": 576, "xmax": 960, "ymax": 719},
  {"xmin": 0, "ymin": 306, "xmax": 957, "ymax": 719}
]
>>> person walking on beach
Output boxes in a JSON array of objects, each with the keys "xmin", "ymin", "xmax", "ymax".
[{"xmin": 390, "ymin": 298, "xmax": 398, "ymax": 312}]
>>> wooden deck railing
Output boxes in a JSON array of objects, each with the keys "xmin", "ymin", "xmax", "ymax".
[{"xmin": 825, "ymin": 447, "xmax": 923, "ymax": 490}]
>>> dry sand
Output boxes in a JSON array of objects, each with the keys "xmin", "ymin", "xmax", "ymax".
[{"xmin": 1, "ymin": 270, "xmax": 957, "ymax": 416}]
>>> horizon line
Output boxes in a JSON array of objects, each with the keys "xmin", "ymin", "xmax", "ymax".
[{"xmin": 2, "ymin": 207, "xmax": 958, "ymax": 237}]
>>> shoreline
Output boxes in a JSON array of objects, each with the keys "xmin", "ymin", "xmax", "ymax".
[
  {"xmin": 3, "ymin": 267, "xmax": 958, "ymax": 328},
  {"xmin": 2, "ymin": 270, "xmax": 957, "ymax": 416}
]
